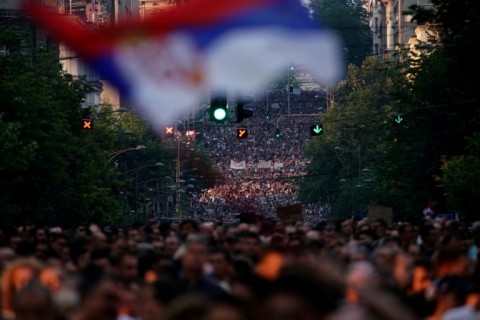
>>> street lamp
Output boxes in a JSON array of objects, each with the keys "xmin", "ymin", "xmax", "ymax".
[{"xmin": 105, "ymin": 145, "xmax": 145, "ymax": 166}]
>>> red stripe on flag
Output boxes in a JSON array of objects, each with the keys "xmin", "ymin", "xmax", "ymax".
[{"xmin": 23, "ymin": 0, "xmax": 276, "ymax": 58}]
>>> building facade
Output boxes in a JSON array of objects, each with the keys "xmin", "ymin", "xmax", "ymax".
[
  {"xmin": 58, "ymin": 1, "xmax": 118, "ymax": 109},
  {"xmin": 367, "ymin": 0, "xmax": 434, "ymax": 58},
  {"xmin": 0, "ymin": 0, "xmax": 52, "ymax": 51}
]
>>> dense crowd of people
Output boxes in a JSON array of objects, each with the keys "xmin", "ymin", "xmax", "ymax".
[
  {"xmin": 34, "ymin": 88, "xmax": 474, "ymax": 320},
  {"xmin": 192, "ymin": 89, "xmax": 328, "ymax": 222},
  {"xmin": 1, "ymin": 216, "xmax": 479, "ymax": 320}
]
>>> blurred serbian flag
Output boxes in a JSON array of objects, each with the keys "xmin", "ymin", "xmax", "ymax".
[{"xmin": 23, "ymin": 0, "xmax": 343, "ymax": 126}]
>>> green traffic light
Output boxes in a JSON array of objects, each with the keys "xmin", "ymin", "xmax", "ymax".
[
  {"xmin": 213, "ymin": 108, "xmax": 227, "ymax": 121},
  {"xmin": 210, "ymin": 94, "xmax": 228, "ymax": 123},
  {"xmin": 309, "ymin": 124, "xmax": 323, "ymax": 136},
  {"xmin": 394, "ymin": 114, "xmax": 404, "ymax": 124}
]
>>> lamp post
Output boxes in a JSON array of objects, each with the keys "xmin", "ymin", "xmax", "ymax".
[
  {"xmin": 186, "ymin": 104, "xmax": 208, "ymax": 132},
  {"xmin": 105, "ymin": 145, "xmax": 146, "ymax": 166},
  {"xmin": 134, "ymin": 177, "xmax": 174, "ymax": 218},
  {"xmin": 175, "ymin": 138, "xmax": 181, "ymax": 215},
  {"xmin": 149, "ymin": 182, "xmax": 175, "ymax": 218},
  {"xmin": 287, "ymin": 65, "xmax": 295, "ymax": 115},
  {"xmin": 129, "ymin": 162, "xmax": 165, "ymax": 218},
  {"xmin": 171, "ymin": 132, "xmax": 201, "ymax": 216},
  {"xmin": 175, "ymin": 167, "xmax": 198, "ymax": 216}
]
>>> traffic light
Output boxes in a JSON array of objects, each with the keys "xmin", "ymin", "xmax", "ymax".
[
  {"xmin": 275, "ymin": 128, "xmax": 280, "ymax": 139},
  {"xmin": 210, "ymin": 95, "xmax": 228, "ymax": 123},
  {"xmin": 393, "ymin": 113, "xmax": 404, "ymax": 125},
  {"xmin": 164, "ymin": 126, "xmax": 175, "ymax": 138},
  {"xmin": 236, "ymin": 128, "xmax": 248, "ymax": 139},
  {"xmin": 309, "ymin": 124, "xmax": 323, "ymax": 136},
  {"xmin": 82, "ymin": 119, "xmax": 93, "ymax": 130},
  {"xmin": 236, "ymin": 96, "xmax": 254, "ymax": 123}
]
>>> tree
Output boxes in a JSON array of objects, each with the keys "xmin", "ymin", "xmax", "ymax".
[
  {"xmin": 442, "ymin": 134, "xmax": 480, "ymax": 221},
  {"xmin": 307, "ymin": 0, "xmax": 372, "ymax": 67},
  {"xmin": 299, "ymin": 56, "xmax": 400, "ymax": 218},
  {"xmin": 0, "ymin": 27, "xmax": 122, "ymax": 226},
  {"xmin": 300, "ymin": 143, "xmax": 342, "ymax": 205},
  {"xmin": 403, "ymin": 0, "xmax": 480, "ymax": 220},
  {"xmin": 301, "ymin": 0, "xmax": 480, "ymax": 221},
  {"xmin": 0, "ymin": 23, "xmax": 221, "ymax": 225}
]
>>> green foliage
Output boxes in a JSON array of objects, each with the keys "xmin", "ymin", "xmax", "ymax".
[
  {"xmin": 0, "ymin": 27, "xmax": 123, "ymax": 226},
  {"xmin": 0, "ymin": 23, "xmax": 240, "ymax": 225},
  {"xmin": 443, "ymin": 133, "xmax": 480, "ymax": 221},
  {"xmin": 300, "ymin": 143, "xmax": 341, "ymax": 205},
  {"xmin": 300, "ymin": 57, "xmax": 398, "ymax": 218},
  {"xmin": 299, "ymin": 54, "xmax": 438, "ymax": 220},
  {"xmin": 308, "ymin": 0, "xmax": 372, "ymax": 67},
  {"xmin": 405, "ymin": 0, "xmax": 480, "ymax": 219},
  {"xmin": 300, "ymin": 0, "xmax": 480, "ymax": 221}
]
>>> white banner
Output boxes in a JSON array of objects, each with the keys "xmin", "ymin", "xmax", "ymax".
[
  {"xmin": 274, "ymin": 162, "xmax": 284, "ymax": 169},
  {"xmin": 230, "ymin": 160, "xmax": 246, "ymax": 170},
  {"xmin": 258, "ymin": 160, "xmax": 272, "ymax": 169}
]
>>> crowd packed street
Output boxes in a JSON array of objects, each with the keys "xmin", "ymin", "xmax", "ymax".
[
  {"xmin": 192, "ymin": 90, "xmax": 328, "ymax": 223},
  {"xmin": 1, "ymin": 0, "xmax": 478, "ymax": 318},
  {"xmin": 1, "ymin": 216, "xmax": 479, "ymax": 320}
]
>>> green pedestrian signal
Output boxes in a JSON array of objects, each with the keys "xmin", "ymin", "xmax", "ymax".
[
  {"xmin": 210, "ymin": 95, "xmax": 228, "ymax": 123},
  {"xmin": 394, "ymin": 113, "xmax": 404, "ymax": 124},
  {"xmin": 309, "ymin": 124, "xmax": 323, "ymax": 136}
]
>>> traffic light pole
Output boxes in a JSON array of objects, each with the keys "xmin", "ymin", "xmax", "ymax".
[
  {"xmin": 287, "ymin": 76, "xmax": 291, "ymax": 115},
  {"xmin": 175, "ymin": 137, "xmax": 181, "ymax": 216}
]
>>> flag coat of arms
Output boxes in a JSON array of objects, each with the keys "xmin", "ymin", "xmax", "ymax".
[{"xmin": 23, "ymin": 0, "xmax": 343, "ymax": 127}]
